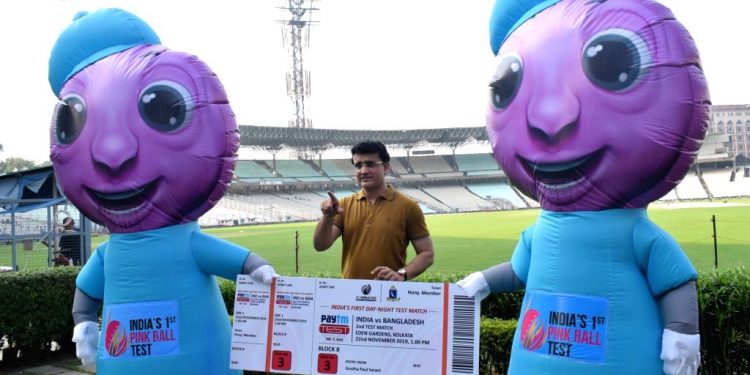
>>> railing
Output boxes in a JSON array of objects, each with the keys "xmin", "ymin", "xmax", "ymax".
[{"xmin": 0, "ymin": 199, "xmax": 93, "ymax": 272}]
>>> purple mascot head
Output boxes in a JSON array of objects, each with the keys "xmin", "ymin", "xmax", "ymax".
[
  {"xmin": 48, "ymin": 9, "xmax": 238, "ymax": 233},
  {"xmin": 486, "ymin": 0, "xmax": 709, "ymax": 211}
]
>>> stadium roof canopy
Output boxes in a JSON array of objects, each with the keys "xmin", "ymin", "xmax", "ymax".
[{"xmin": 239, "ymin": 125, "xmax": 488, "ymax": 151}]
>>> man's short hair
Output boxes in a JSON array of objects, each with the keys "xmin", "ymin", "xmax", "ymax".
[
  {"xmin": 351, "ymin": 141, "xmax": 390, "ymax": 163},
  {"xmin": 62, "ymin": 217, "xmax": 74, "ymax": 227}
]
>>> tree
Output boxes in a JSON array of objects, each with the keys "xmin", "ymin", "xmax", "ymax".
[{"xmin": 0, "ymin": 157, "xmax": 37, "ymax": 174}]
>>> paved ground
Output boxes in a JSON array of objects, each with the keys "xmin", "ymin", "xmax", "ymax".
[{"xmin": 3, "ymin": 364, "xmax": 90, "ymax": 375}]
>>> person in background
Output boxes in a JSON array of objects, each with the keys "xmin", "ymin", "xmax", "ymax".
[
  {"xmin": 313, "ymin": 140, "xmax": 434, "ymax": 281},
  {"xmin": 58, "ymin": 217, "xmax": 81, "ymax": 265}
]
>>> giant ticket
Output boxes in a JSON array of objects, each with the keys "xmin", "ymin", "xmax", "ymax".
[{"xmin": 230, "ymin": 275, "xmax": 480, "ymax": 375}]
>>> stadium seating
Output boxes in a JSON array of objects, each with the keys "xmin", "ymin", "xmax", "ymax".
[
  {"xmin": 703, "ymin": 169, "xmax": 750, "ymax": 198},
  {"xmin": 408, "ymin": 155, "xmax": 454, "ymax": 174},
  {"xmin": 397, "ymin": 187, "xmax": 452, "ymax": 213},
  {"xmin": 389, "ymin": 158, "xmax": 412, "ymax": 175},
  {"xmin": 421, "ymin": 185, "xmax": 497, "ymax": 211},
  {"xmin": 203, "ymin": 151, "xmax": 750, "ymax": 226},
  {"xmin": 697, "ymin": 134, "xmax": 732, "ymax": 162},
  {"xmin": 273, "ymin": 160, "xmax": 323, "ymax": 178},
  {"xmin": 235, "ymin": 160, "xmax": 275, "ymax": 178},
  {"xmin": 320, "ymin": 159, "xmax": 355, "ymax": 177},
  {"xmin": 398, "ymin": 174, "xmax": 425, "ymax": 179},
  {"xmin": 455, "ymin": 153, "xmax": 499, "ymax": 172},
  {"xmin": 659, "ymin": 188, "xmax": 679, "ymax": 201},
  {"xmin": 675, "ymin": 173, "xmax": 709, "ymax": 200},
  {"xmin": 466, "ymin": 182, "xmax": 527, "ymax": 209}
]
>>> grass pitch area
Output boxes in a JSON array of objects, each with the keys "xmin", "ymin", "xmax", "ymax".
[
  {"xmin": 200, "ymin": 200, "xmax": 750, "ymax": 276},
  {"xmin": 5, "ymin": 200, "xmax": 749, "ymax": 275}
]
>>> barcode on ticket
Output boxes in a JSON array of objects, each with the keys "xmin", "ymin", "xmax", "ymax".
[{"xmin": 451, "ymin": 295, "xmax": 476, "ymax": 374}]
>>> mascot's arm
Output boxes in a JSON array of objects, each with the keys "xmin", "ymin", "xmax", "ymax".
[
  {"xmin": 72, "ymin": 288, "xmax": 101, "ymax": 325},
  {"xmin": 659, "ymin": 281, "xmax": 699, "ymax": 335},
  {"xmin": 457, "ymin": 227, "xmax": 532, "ymax": 300},
  {"xmin": 71, "ymin": 289, "xmax": 100, "ymax": 370},
  {"xmin": 71, "ymin": 243, "xmax": 106, "ymax": 370},
  {"xmin": 659, "ymin": 281, "xmax": 700, "ymax": 375},
  {"xmin": 483, "ymin": 262, "xmax": 526, "ymax": 293},
  {"xmin": 634, "ymin": 219, "xmax": 700, "ymax": 375},
  {"xmin": 192, "ymin": 231, "xmax": 276, "ymax": 283}
]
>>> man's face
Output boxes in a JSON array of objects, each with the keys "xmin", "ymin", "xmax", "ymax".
[{"xmin": 353, "ymin": 153, "xmax": 388, "ymax": 190}]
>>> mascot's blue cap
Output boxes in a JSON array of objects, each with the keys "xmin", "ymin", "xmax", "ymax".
[
  {"xmin": 48, "ymin": 8, "xmax": 161, "ymax": 96},
  {"xmin": 490, "ymin": 0, "xmax": 562, "ymax": 55}
]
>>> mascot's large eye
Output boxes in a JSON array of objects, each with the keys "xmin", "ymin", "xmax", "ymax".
[
  {"xmin": 582, "ymin": 29, "xmax": 651, "ymax": 91},
  {"xmin": 54, "ymin": 94, "xmax": 86, "ymax": 145},
  {"xmin": 489, "ymin": 53, "xmax": 523, "ymax": 109},
  {"xmin": 138, "ymin": 80, "xmax": 194, "ymax": 132}
]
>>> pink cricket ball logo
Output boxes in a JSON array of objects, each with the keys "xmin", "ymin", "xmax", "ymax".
[
  {"xmin": 520, "ymin": 308, "xmax": 547, "ymax": 351},
  {"xmin": 104, "ymin": 319, "xmax": 129, "ymax": 357}
]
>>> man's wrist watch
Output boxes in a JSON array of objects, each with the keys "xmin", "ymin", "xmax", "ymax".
[{"xmin": 397, "ymin": 267, "xmax": 408, "ymax": 281}]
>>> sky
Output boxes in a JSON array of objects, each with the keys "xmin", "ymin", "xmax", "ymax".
[{"xmin": 1, "ymin": 0, "xmax": 748, "ymax": 163}]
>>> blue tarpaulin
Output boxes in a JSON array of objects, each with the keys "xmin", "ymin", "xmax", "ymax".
[{"xmin": 0, "ymin": 167, "xmax": 66, "ymax": 214}]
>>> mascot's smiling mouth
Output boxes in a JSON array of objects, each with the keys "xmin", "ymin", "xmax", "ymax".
[
  {"xmin": 521, "ymin": 151, "xmax": 602, "ymax": 190},
  {"xmin": 87, "ymin": 180, "xmax": 158, "ymax": 214}
]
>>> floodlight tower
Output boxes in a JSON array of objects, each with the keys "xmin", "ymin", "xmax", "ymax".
[{"xmin": 278, "ymin": 0, "xmax": 318, "ymax": 130}]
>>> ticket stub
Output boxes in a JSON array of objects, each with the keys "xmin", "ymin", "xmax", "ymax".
[{"xmin": 230, "ymin": 275, "xmax": 479, "ymax": 375}]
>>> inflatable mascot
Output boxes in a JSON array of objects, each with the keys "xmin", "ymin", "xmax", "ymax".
[
  {"xmin": 458, "ymin": 0, "xmax": 708, "ymax": 374},
  {"xmin": 48, "ymin": 9, "xmax": 276, "ymax": 374}
]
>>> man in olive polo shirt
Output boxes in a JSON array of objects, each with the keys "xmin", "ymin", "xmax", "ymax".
[{"xmin": 314, "ymin": 141, "xmax": 435, "ymax": 280}]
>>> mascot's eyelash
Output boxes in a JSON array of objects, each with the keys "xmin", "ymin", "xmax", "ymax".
[
  {"xmin": 139, "ymin": 49, "xmax": 166, "ymax": 60},
  {"xmin": 488, "ymin": 80, "xmax": 501, "ymax": 91}
]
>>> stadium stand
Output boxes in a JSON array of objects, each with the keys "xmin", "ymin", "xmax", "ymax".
[
  {"xmin": 455, "ymin": 153, "xmax": 499, "ymax": 172},
  {"xmin": 466, "ymin": 182, "xmax": 527, "ymax": 208},
  {"xmin": 424, "ymin": 172, "xmax": 466, "ymax": 178},
  {"xmin": 314, "ymin": 189, "xmax": 359, "ymax": 199},
  {"xmin": 703, "ymin": 169, "xmax": 750, "ymax": 198},
  {"xmin": 399, "ymin": 173, "xmax": 426, "ymax": 179},
  {"xmin": 466, "ymin": 170, "xmax": 504, "ymax": 177},
  {"xmin": 389, "ymin": 157, "xmax": 413, "ymax": 176},
  {"xmin": 421, "ymin": 185, "xmax": 497, "ymax": 212},
  {"xmin": 675, "ymin": 173, "xmax": 709, "ymax": 200},
  {"xmin": 397, "ymin": 187, "xmax": 453, "ymax": 213},
  {"xmin": 418, "ymin": 204, "xmax": 435, "ymax": 214},
  {"xmin": 196, "ymin": 126, "xmax": 750, "ymax": 226},
  {"xmin": 697, "ymin": 134, "xmax": 732, "ymax": 162},
  {"xmin": 320, "ymin": 159, "xmax": 355, "ymax": 177},
  {"xmin": 408, "ymin": 155, "xmax": 454, "ymax": 174},
  {"xmin": 273, "ymin": 160, "xmax": 323, "ymax": 178},
  {"xmin": 297, "ymin": 176, "xmax": 332, "ymax": 182},
  {"xmin": 659, "ymin": 188, "xmax": 679, "ymax": 201},
  {"xmin": 235, "ymin": 160, "xmax": 275, "ymax": 179},
  {"xmin": 199, "ymin": 204, "xmax": 254, "ymax": 226}
]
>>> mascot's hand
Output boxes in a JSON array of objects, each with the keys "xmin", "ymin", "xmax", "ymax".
[
  {"xmin": 251, "ymin": 265, "xmax": 278, "ymax": 284},
  {"xmin": 661, "ymin": 329, "xmax": 700, "ymax": 375},
  {"xmin": 72, "ymin": 321, "xmax": 99, "ymax": 370},
  {"xmin": 456, "ymin": 272, "xmax": 491, "ymax": 301}
]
